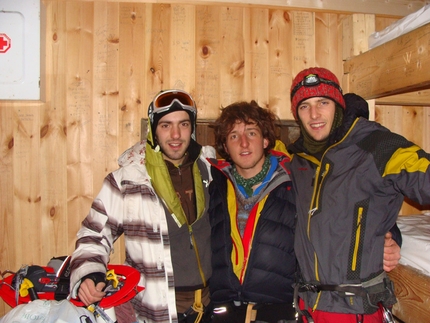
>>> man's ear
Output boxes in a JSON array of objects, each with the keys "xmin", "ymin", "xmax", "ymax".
[
  {"xmin": 263, "ymin": 138, "xmax": 269, "ymax": 149},
  {"xmin": 223, "ymin": 143, "xmax": 229, "ymax": 155}
]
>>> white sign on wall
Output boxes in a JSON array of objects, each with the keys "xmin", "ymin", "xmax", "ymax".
[{"xmin": 0, "ymin": 0, "xmax": 40, "ymax": 100}]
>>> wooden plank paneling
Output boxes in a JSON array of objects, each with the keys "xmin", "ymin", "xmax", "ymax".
[
  {"xmin": 268, "ymin": 9, "xmax": 292, "ymax": 120},
  {"xmin": 93, "ymin": 1, "xmax": 120, "ymax": 188},
  {"xmin": 65, "ymin": 1, "xmax": 96, "ymax": 254},
  {"xmin": 342, "ymin": 13, "xmax": 376, "ymax": 122},
  {"xmin": 0, "ymin": 103, "xmax": 13, "ymax": 315},
  {"xmin": 146, "ymin": 4, "xmax": 172, "ymax": 108},
  {"xmin": 170, "ymin": 5, "xmax": 196, "ymax": 91},
  {"xmin": 0, "ymin": 104, "xmax": 15, "ymax": 267},
  {"xmin": 219, "ymin": 6, "xmax": 245, "ymax": 107},
  {"xmin": 195, "ymin": 5, "xmax": 221, "ymax": 119},
  {"xmin": 93, "ymin": 2, "xmax": 124, "ymax": 264},
  {"xmin": 315, "ymin": 13, "xmax": 343, "ymax": 82},
  {"xmin": 40, "ymin": 0, "xmax": 69, "ymax": 261},
  {"xmin": 291, "ymin": 11, "xmax": 315, "ymax": 78},
  {"xmin": 341, "ymin": 13, "xmax": 375, "ymax": 60},
  {"xmin": 118, "ymin": 3, "xmax": 147, "ymax": 153},
  {"xmin": 246, "ymin": 8, "xmax": 269, "ymax": 106},
  {"xmin": 13, "ymin": 104, "xmax": 42, "ymax": 265}
]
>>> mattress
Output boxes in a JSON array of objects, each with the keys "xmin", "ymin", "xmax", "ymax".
[
  {"xmin": 396, "ymin": 214, "xmax": 430, "ymax": 276},
  {"xmin": 368, "ymin": 4, "xmax": 430, "ymax": 49}
]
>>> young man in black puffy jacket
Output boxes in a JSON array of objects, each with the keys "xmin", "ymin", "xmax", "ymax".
[{"xmin": 207, "ymin": 101, "xmax": 299, "ymax": 323}]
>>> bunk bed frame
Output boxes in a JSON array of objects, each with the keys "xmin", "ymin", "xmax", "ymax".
[
  {"xmin": 344, "ymin": 22, "xmax": 430, "ymax": 323},
  {"xmin": 344, "ymin": 22, "xmax": 430, "ymax": 105}
]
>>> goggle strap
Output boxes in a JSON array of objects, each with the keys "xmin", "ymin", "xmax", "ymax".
[{"xmin": 151, "ymin": 98, "xmax": 196, "ymax": 116}]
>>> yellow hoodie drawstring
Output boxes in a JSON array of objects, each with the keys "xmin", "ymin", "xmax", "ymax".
[{"xmin": 191, "ymin": 289, "xmax": 204, "ymax": 323}]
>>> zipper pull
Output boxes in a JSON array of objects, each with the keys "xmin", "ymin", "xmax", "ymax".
[
  {"xmin": 189, "ymin": 226, "xmax": 194, "ymax": 249},
  {"xmin": 309, "ymin": 207, "xmax": 317, "ymax": 216},
  {"xmin": 203, "ymin": 179, "xmax": 209, "ymax": 188}
]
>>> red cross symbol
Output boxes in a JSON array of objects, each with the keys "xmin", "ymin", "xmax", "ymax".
[{"xmin": 0, "ymin": 33, "xmax": 11, "ymax": 53}]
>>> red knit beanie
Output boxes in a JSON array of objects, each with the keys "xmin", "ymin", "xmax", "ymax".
[{"xmin": 290, "ymin": 67, "xmax": 346, "ymax": 120}]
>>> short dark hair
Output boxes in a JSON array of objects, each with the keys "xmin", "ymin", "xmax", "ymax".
[{"xmin": 213, "ymin": 101, "xmax": 278, "ymax": 160}]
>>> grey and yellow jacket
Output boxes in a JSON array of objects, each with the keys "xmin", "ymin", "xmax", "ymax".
[
  {"xmin": 70, "ymin": 123, "xmax": 215, "ymax": 323},
  {"xmin": 208, "ymin": 150, "xmax": 297, "ymax": 305},
  {"xmin": 287, "ymin": 94, "xmax": 430, "ymax": 314}
]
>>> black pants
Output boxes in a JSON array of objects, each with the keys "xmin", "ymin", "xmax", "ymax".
[
  {"xmin": 178, "ymin": 302, "xmax": 214, "ymax": 323},
  {"xmin": 178, "ymin": 312, "xmax": 204, "ymax": 323},
  {"xmin": 210, "ymin": 302, "xmax": 297, "ymax": 323}
]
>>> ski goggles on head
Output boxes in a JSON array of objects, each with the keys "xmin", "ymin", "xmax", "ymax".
[
  {"xmin": 151, "ymin": 89, "xmax": 196, "ymax": 116},
  {"xmin": 290, "ymin": 73, "xmax": 343, "ymax": 100}
]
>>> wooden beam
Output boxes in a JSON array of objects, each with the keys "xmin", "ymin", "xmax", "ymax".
[
  {"xmin": 388, "ymin": 264, "xmax": 430, "ymax": 323},
  {"xmin": 375, "ymin": 90, "xmax": 430, "ymax": 106},
  {"xmin": 344, "ymin": 22, "xmax": 430, "ymax": 101},
  {"xmin": 58, "ymin": 0, "xmax": 427, "ymax": 17}
]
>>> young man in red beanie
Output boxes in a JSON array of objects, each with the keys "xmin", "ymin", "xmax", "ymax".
[{"xmin": 287, "ymin": 67, "xmax": 430, "ymax": 323}]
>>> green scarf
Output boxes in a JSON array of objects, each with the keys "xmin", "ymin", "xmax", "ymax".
[{"xmin": 232, "ymin": 155, "xmax": 271, "ymax": 197}]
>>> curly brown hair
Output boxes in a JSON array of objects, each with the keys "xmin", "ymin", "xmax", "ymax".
[{"xmin": 213, "ymin": 101, "xmax": 278, "ymax": 160}]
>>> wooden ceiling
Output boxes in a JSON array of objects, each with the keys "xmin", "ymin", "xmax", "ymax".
[{"xmin": 132, "ymin": 0, "xmax": 429, "ymax": 17}]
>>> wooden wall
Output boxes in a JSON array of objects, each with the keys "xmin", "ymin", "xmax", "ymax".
[{"xmin": 0, "ymin": 0, "xmax": 429, "ymax": 316}]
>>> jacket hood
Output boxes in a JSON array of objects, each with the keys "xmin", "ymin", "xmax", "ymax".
[
  {"xmin": 118, "ymin": 139, "xmax": 215, "ymax": 227},
  {"xmin": 118, "ymin": 139, "xmax": 215, "ymax": 175},
  {"xmin": 118, "ymin": 140, "xmax": 147, "ymax": 167}
]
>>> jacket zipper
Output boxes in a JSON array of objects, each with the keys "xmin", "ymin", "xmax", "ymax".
[
  {"xmin": 188, "ymin": 225, "xmax": 194, "ymax": 249},
  {"xmin": 239, "ymin": 245, "xmax": 251, "ymax": 284},
  {"xmin": 188, "ymin": 224, "xmax": 207, "ymax": 287},
  {"xmin": 305, "ymin": 120, "xmax": 360, "ymax": 311},
  {"xmin": 308, "ymin": 162, "xmax": 330, "ymax": 311},
  {"xmin": 239, "ymin": 196, "xmax": 268, "ymax": 284},
  {"xmin": 352, "ymin": 207, "xmax": 363, "ymax": 271},
  {"xmin": 307, "ymin": 165, "xmax": 320, "ymax": 239},
  {"xmin": 307, "ymin": 163, "xmax": 330, "ymax": 237}
]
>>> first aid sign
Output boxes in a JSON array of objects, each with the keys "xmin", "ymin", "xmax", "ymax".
[
  {"xmin": 0, "ymin": 0, "xmax": 40, "ymax": 100},
  {"xmin": 0, "ymin": 33, "xmax": 11, "ymax": 53}
]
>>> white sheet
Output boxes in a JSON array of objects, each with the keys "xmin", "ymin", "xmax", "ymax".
[
  {"xmin": 396, "ymin": 214, "xmax": 430, "ymax": 276},
  {"xmin": 368, "ymin": 4, "xmax": 430, "ymax": 49}
]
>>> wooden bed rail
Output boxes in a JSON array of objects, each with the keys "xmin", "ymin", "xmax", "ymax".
[
  {"xmin": 388, "ymin": 264, "xmax": 430, "ymax": 322},
  {"xmin": 343, "ymin": 22, "xmax": 430, "ymax": 105}
]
